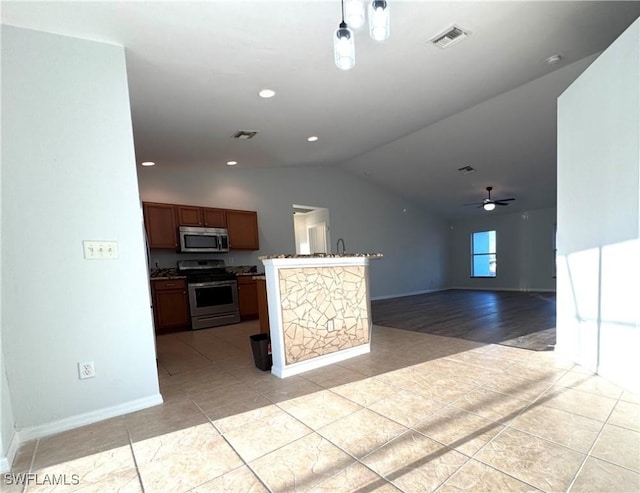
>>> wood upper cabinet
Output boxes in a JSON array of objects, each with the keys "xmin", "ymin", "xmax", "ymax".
[
  {"xmin": 227, "ymin": 209, "xmax": 259, "ymax": 250},
  {"xmin": 176, "ymin": 205, "xmax": 201, "ymax": 226},
  {"xmin": 144, "ymin": 201, "xmax": 257, "ymax": 250},
  {"xmin": 151, "ymin": 279, "xmax": 190, "ymax": 334},
  {"xmin": 176, "ymin": 205, "xmax": 227, "ymax": 228},
  {"xmin": 143, "ymin": 202, "xmax": 178, "ymax": 249},
  {"xmin": 237, "ymin": 276, "xmax": 258, "ymax": 320},
  {"xmin": 202, "ymin": 208, "xmax": 227, "ymax": 228}
]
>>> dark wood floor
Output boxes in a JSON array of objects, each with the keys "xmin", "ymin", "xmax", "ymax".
[{"xmin": 371, "ymin": 289, "xmax": 556, "ymax": 351}]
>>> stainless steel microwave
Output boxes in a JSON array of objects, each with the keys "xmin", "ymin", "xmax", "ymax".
[{"xmin": 178, "ymin": 226, "xmax": 229, "ymax": 253}]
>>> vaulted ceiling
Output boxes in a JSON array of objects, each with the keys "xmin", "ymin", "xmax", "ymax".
[{"xmin": 3, "ymin": 1, "xmax": 640, "ymax": 218}]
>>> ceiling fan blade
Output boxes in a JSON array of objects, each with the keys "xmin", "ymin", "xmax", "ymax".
[
  {"xmin": 495, "ymin": 202, "xmax": 510, "ymax": 206},
  {"xmin": 494, "ymin": 198, "xmax": 515, "ymax": 203}
]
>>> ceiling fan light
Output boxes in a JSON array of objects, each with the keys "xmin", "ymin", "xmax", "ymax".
[
  {"xmin": 334, "ymin": 22, "xmax": 355, "ymax": 70},
  {"xmin": 345, "ymin": 0, "xmax": 365, "ymax": 28},
  {"xmin": 483, "ymin": 202, "xmax": 496, "ymax": 211},
  {"xmin": 369, "ymin": 0, "xmax": 390, "ymax": 41}
]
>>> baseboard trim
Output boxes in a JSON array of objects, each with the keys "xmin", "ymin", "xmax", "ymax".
[
  {"xmin": 0, "ymin": 430, "xmax": 18, "ymax": 473},
  {"xmin": 272, "ymin": 343, "xmax": 371, "ymax": 378},
  {"xmin": 448, "ymin": 286, "xmax": 556, "ymax": 293},
  {"xmin": 15, "ymin": 393, "xmax": 163, "ymax": 444},
  {"xmin": 371, "ymin": 288, "xmax": 445, "ymax": 301}
]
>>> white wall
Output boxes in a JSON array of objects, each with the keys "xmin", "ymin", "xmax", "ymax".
[
  {"xmin": 557, "ymin": 19, "xmax": 640, "ymax": 392},
  {"xmin": 449, "ymin": 208, "xmax": 557, "ymax": 292},
  {"xmin": 1, "ymin": 27, "xmax": 161, "ymax": 440},
  {"xmin": 0, "ymin": 100, "xmax": 16, "ymax": 470},
  {"xmin": 138, "ymin": 165, "xmax": 450, "ymax": 299}
]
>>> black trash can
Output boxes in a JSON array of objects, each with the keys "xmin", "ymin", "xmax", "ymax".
[{"xmin": 250, "ymin": 334, "xmax": 272, "ymax": 371}]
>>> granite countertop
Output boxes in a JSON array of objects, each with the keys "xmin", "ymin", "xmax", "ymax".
[
  {"xmin": 150, "ymin": 265, "xmax": 264, "ymax": 280},
  {"xmin": 259, "ymin": 253, "xmax": 383, "ymax": 260},
  {"xmin": 149, "ymin": 268, "xmax": 186, "ymax": 280},
  {"xmin": 226, "ymin": 265, "xmax": 261, "ymax": 275}
]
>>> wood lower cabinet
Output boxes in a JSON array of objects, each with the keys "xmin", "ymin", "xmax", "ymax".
[
  {"xmin": 256, "ymin": 277, "xmax": 270, "ymax": 334},
  {"xmin": 176, "ymin": 206, "xmax": 227, "ymax": 228},
  {"xmin": 143, "ymin": 202, "xmax": 178, "ymax": 249},
  {"xmin": 237, "ymin": 276, "xmax": 258, "ymax": 320},
  {"xmin": 227, "ymin": 210, "xmax": 259, "ymax": 250},
  {"xmin": 151, "ymin": 279, "xmax": 190, "ymax": 334}
]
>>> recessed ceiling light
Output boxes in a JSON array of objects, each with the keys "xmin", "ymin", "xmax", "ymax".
[
  {"xmin": 141, "ymin": 161, "xmax": 155, "ymax": 167},
  {"xmin": 258, "ymin": 89, "xmax": 276, "ymax": 98},
  {"xmin": 307, "ymin": 136, "xmax": 319, "ymax": 142},
  {"xmin": 226, "ymin": 161, "xmax": 238, "ymax": 166}
]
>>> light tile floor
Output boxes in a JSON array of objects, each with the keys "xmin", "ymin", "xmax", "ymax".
[{"xmin": 7, "ymin": 321, "xmax": 640, "ymax": 492}]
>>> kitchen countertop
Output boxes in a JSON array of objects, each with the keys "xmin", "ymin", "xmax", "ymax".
[
  {"xmin": 149, "ymin": 266, "xmax": 263, "ymax": 280},
  {"xmin": 259, "ymin": 253, "xmax": 383, "ymax": 260},
  {"xmin": 149, "ymin": 268, "xmax": 186, "ymax": 280}
]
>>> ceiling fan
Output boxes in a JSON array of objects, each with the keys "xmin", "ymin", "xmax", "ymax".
[{"xmin": 465, "ymin": 186, "xmax": 515, "ymax": 211}]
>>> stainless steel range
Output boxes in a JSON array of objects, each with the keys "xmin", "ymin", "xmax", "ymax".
[{"xmin": 177, "ymin": 259, "xmax": 240, "ymax": 329}]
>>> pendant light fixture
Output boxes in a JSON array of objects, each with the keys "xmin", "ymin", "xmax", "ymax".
[
  {"xmin": 334, "ymin": 0, "xmax": 355, "ymax": 70},
  {"xmin": 369, "ymin": 0, "xmax": 390, "ymax": 41},
  {"xmin": 345, "ymin": 0, "xmax": 365, "ymax": 29}
]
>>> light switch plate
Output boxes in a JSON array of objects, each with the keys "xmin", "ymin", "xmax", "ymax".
[{"xmin": 83, "ymin": 240, "xmax": 118, "ymax": 260}]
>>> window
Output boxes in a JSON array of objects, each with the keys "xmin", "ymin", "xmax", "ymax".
[{"xmin": 471, "ymin": 230, "xmax": 496, "ymax": 277}]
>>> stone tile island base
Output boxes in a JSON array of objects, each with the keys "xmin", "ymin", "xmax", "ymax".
[{"xmin": 260, "ymin": 254, "xmax": 382, "ymax": 378}]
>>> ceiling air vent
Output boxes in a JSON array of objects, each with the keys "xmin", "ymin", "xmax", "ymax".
[
  {"xmin": 431, "ymin": 25, "xmax": 468, "ymax": 49},
  {"xmin": 458, "ymin": 165, "xmax": 476, "ymax": 175},
  {"xmin": 233, "ymin": 130, "xmax": 258, "ymax": 140}
]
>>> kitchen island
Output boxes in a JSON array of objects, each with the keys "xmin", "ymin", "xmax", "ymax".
[{"xmin": 259, "ymin": 253, "xmax": 382, "ymax": 378}]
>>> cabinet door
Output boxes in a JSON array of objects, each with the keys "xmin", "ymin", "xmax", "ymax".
[
  {"xmin": 227, "ymin": 210, "xmax": 259, "ymax": 250},
  {"xmin": 256, "ymin": 278, "xmax": 270, "ymax": 334},
  {"xmin": 237, "ymin": 278, "xmax": 258, "ymax": 319},
  {"xmin": 202, "ymin": 208, "xmax": 227, "ymax": 228},
  {"xmin": 152, "ymin": 285, "xmax": 190, "ymax": 334},
  {"xmin": 176, "ymin": 205, "xmax": 202, "ymax": 226},
  {"xmin": 143, "ymin": 202, "xmax": 178, "ymax": 249}
]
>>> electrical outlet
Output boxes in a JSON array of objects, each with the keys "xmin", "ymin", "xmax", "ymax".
[
  {"xmin": 78, "ymin": 361, "xmax": 95, "ymax": 379},
  {"xmin": 327, "ymin": 319, "xmax": 334, "ymax": 332}
]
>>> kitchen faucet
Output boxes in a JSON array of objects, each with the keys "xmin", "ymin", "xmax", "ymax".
[{"xmin": 336, "ymin": 238, "xmax": 346, "ymax": 255}]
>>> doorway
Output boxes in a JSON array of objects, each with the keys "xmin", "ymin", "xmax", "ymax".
[{"xmin": 292, "ymin": 205, "xmax": 330, "ymax": 254}]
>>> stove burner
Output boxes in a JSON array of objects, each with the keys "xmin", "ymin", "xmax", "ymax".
[
  {"xmin": 177, "ymin": 258, "xmax": 236, "ymax": 283},
  {"xmin": 184, "ymin": 271, "xmax": 237, "ymax": 283}
]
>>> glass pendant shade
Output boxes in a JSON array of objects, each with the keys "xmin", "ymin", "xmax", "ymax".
[
  {"xmin": 369, "ymin": 0, "xmax": 390, "ymax": 41},
  {"xmin": 334, "ymin": 23, "xmax": 355, "ymax": 70},
  {"xmin": 345, "ymin": 0, "xmax": 365, "ymax": 28},
  {"xmin": 483, "ymin": 202, "xmax": 496, "ymax": 211}
]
